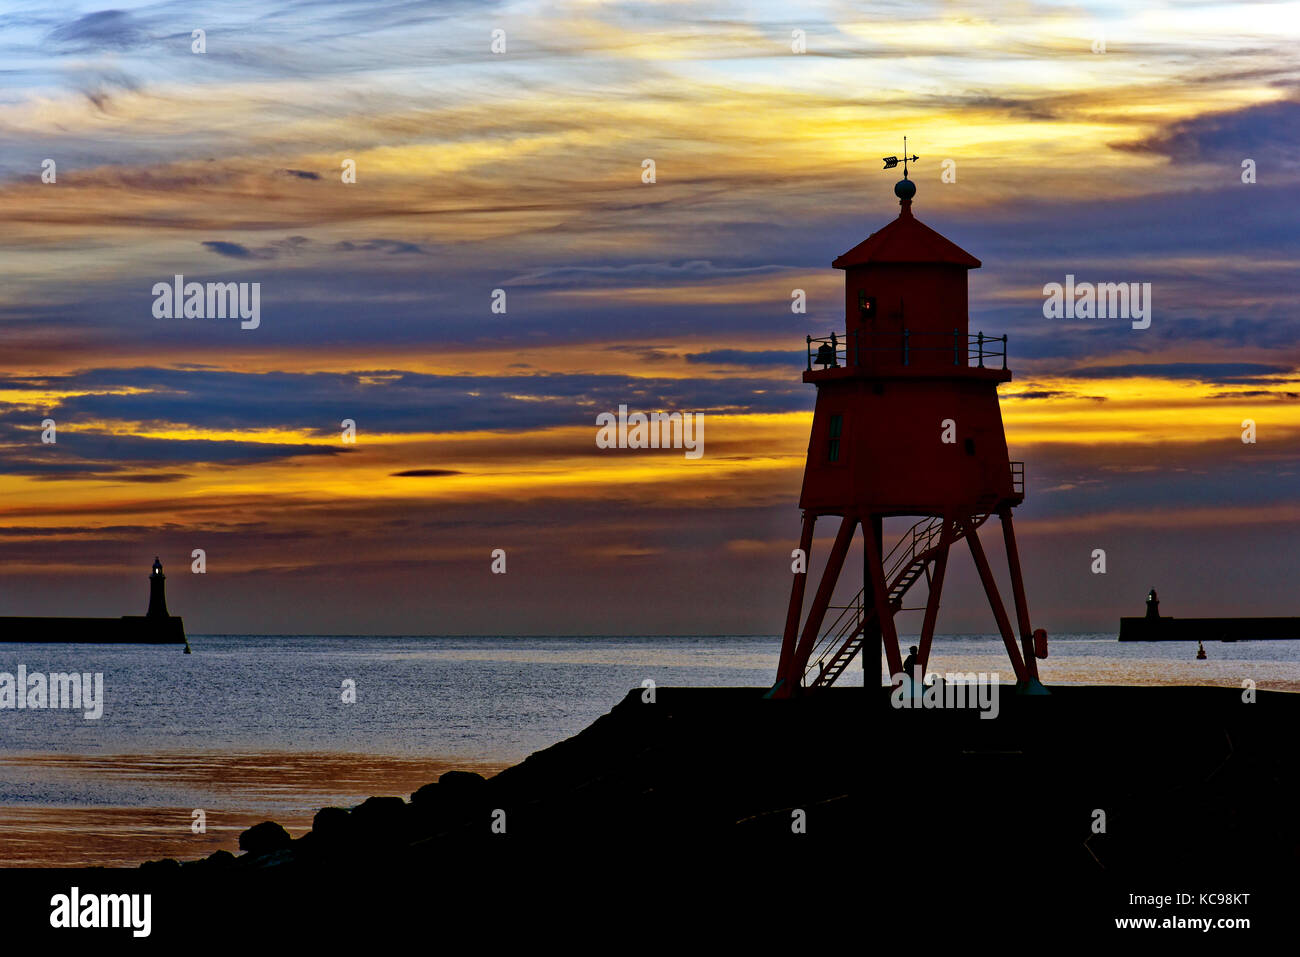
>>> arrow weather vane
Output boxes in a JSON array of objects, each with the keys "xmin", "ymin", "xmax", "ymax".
[{"xmin": 882, "ymin": 136, "xmax": 919, "ymax": 178}]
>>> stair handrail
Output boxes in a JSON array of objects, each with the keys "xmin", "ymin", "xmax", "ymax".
[{"xmin": 803, "ymin": 513, "xmax": 994, "ymax": 686}]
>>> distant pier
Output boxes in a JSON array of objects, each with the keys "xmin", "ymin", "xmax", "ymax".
[
  {"xmin": 0, "ymin": 558, "xmax": 186, "ymax": 644},
  {"xmin": 1119, "ymin": 617, "xmax": 1300, "ymax": 641},
  {"xmin": 1119, "ymin": 588, "xmax": 1300, "ymax": 641}
]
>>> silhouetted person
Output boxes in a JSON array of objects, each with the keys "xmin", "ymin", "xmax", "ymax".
[
  {"xmin": 902, "ymin": 645, "xmax": 918, "ymax": 679},
  {"xmin": 815, "ymin": 333, "xmax": 839, "ymax": 369}
]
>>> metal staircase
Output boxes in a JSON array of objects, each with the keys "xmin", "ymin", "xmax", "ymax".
[{"xmin": 804, "ymin": 512, "xmax": 991, "ymax": 688}]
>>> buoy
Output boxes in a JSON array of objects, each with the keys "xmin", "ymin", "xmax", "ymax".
[
  {"xmin": 1196, "ymin": 640, "xmax": 1206, "ymax": 660},
  {"xmin": 183, "ymin": 641, "xmax": 192, "ymax": 655}
]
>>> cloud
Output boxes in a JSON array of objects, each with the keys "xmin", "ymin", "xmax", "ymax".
[
  {"xmin": 1010, "ymin": 390, "xmax": 1106, "ymax": 402},
  {"xmin": 604, "ymin": 346, "xmax": 678, "ymax": 363},
  {"xmin": 202, "ymin": 237, "xmax": 425, "ymax": 261},
  {"xmin": 202, "ymin": 240, "xmax": 259, "ymax": 259},
  {"xmin": 48, "ymin": 10, "xmax": 146, "ymax": 51},
  {"xmin": 506, "ymin": 261, "xmax": 795, "ymax": 288},
  {"xmin": 201, "ymin": 236, "xmax": 313, "ymax": 260},
  {"xmin": 390, "ymin": 469, "xmax": 462, "ymax": 477},
  {"xmin": 685, "ymin": 350, "xmax": 799, "ymax": 368},
  {"xmin": 333, "ymin": 239, "xmax": 425, "ymax": 255},
  {"xmin": 1119, "ymin": 98, "xmax": 1300, "ymax": 169},
  {"xmin": 1057, "ymin": 362, "xmax": 1292, "ymax": 384},
  {"xmin": 1208, "ymin": 390, "xmax": 1300, "ymax": 400},
  {"xmin": 0, "ymin": 367, "xmax": 810, "ymax": 450}
]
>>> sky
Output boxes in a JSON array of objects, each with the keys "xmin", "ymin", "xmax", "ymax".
[{"xmin": 0, "ymin": 0, "xmax": 1298, "ymax": 636}]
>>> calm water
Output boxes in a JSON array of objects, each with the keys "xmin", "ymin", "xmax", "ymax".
[
  {"xmin": 3, "ymin": 633, "xmax": 1299, "ymax": 760},
  {"xmin": 0, "ymin": 634, "xmax": 1296, "ymax": 865}
]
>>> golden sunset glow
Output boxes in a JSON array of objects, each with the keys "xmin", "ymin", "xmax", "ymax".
[{"xmin": 1, "ymin": 0, "xmax": 1297, "ymax": 633}]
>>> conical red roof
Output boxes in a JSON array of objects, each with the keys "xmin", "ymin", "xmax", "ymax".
[{"xmin": 831, "ymin": 201, "xmax": 980, "ymax": 270}]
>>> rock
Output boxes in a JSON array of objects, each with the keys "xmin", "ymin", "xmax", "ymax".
[
  {"xmin": 183, "ymin": 848, "xmax": 236, "ymax": 870},
  {"xmin": 405, "ymin": 771, "xmax": 492, "ymax": 837},
  {"xmin": 249, "ymin": 848, "xmax": 295, "ymax": 869},
  {"xmin": 438, "ymin": 770, "xmax": 487, "ymax": 793},
  {"xmin": 312, "ymin": 805, "xmax": 351, "ymax": 841},
  {"xmin": 350, "ymin": 796, "xmax": 409, "ymax": 844},
  {"xmin": 353, "ymin": 795, "xmax": 407, "ymax": 820},
  {"xmin": 410, "ymin": 782, "xmax": 439, "ymax": 806},
  {"xmin": 239, "ymin": 820, "xmax": 292, "ymax": 856},
  {"xmin": 140, "ymin": 857, "xmax": 181, "ymax": 873}
]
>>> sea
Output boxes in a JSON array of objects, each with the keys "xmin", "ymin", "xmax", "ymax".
[{"xmin": 1, "ymin": 633, "xmax": 1296, "ymax": 866}]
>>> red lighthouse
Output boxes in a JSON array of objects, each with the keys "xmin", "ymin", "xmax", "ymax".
[{"xmin": 772, "ymin": 159, "xmax": 1047, "ymax": 696}]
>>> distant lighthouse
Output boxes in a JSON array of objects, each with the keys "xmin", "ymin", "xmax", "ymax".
[{"xmin": 147, "ymin": 557, "xmax": 170, "ymax": 618}]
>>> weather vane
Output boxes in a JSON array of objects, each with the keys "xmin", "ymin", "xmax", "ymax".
[{"xmin": 882, "ymin": 136, "xmax": 919, "ymax": 179}]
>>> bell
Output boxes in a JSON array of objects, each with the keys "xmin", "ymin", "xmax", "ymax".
[{"xmin": 815, "ymin": 342, "xmax": 838, "ymax": 368}]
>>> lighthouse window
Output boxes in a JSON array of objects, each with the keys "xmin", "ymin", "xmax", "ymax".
[
  {"xmin": 858, "ymin": 292, "xmax": 876, "ymax": 321},
  {"xmin": 827, "ymin": 414, "xmax": 843, "ymax": 462}
]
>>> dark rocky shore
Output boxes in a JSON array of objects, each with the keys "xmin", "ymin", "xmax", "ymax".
[
  {"xmin": 160, "ymin": 686, "xmax": 1298, "ymax": 930},
  {"xmin": 11, "ymin": 685, "xmax": 1294, "ymax": 939}
]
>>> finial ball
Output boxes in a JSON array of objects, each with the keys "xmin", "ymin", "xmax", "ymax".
[{"xmin": 894, "ymin": 178, "xmax": 916, "ymax": 201}]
